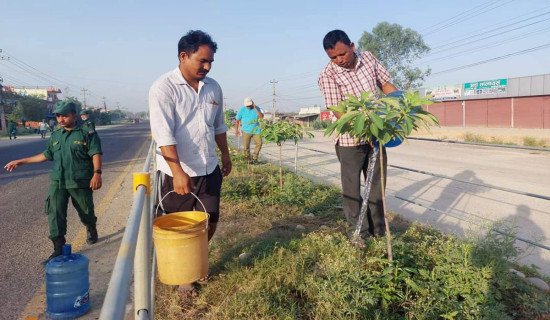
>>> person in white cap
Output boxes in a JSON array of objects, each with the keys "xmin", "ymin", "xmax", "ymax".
[{"xmin": 235, "ymin": 97, "xmax": 264, "ymax": 163}]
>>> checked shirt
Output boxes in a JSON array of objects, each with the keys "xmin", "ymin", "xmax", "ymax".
[{"xmin": 318, "ymin": 51, "xmax": 391, "ymax": 146}]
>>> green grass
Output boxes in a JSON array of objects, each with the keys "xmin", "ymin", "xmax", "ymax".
[{"xmin": 154, "ymin": 149, "xmax": 550, "ymax": 320}]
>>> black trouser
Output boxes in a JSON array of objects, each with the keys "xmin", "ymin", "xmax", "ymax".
[{"xmin": 335, "ymin": 144, "xmax": 387, "ymax": 237}]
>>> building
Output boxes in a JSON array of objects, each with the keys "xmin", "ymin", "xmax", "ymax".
[
  {"xmin": 288, "ymin": 106, "xmax": 321, "ymax": 127},
  {"xmin": 419, "ymin": 74, "xmax": 550, "ymax": 129}
]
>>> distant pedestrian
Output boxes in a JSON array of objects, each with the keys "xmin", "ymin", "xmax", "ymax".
[
  {"xmin": 149, "ymin": 30, "xmax": 231, "ymax": 296},
  {"xmin": 235, "ymin": 97, "xmax": 264, "ymax": 163},
  {"xmin": 318, "ymin": 30, "xmax": 398, "ymax": 246},
  {"xmin": 80, "ymin": 109, "xmax": 96, "ymax": 131},
  {"xmin": 49, "ymin": 119, "xmax": 57, "ymax": 132},
  {"xmin": 39, "ymin": 119, "xmax": 50, "ymax": 139},
  {"xmin": 4, "ymin": 101, "xmax": 103, "ymax": 264},
  {"xmin": 21, "ymin": 116, "xmax": 26, "ymax": 129},
  {"xmin": 7, "ymin": 120, "xmax": 17, "ymax": 140}
]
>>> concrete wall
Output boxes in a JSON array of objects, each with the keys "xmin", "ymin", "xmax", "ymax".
[{"xmin": 427, "ymin": 96, "xmax": 550, "ymax": 129}]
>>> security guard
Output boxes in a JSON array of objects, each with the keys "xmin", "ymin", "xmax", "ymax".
[
  {"xmin": 4, "ymin": 101, "xmax": 103, "ymax": 263},
  {"xmin": 80, "ymin": 109, "xmax": 96, "ymax": 131}
]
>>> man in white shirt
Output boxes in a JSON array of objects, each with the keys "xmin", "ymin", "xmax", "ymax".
[{"xmin": 149, "ymin": 30, "xmax": 231, "ymax": 294}]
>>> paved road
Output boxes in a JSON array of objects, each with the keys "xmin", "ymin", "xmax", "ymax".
[
  {"xmin": 230, "ymin": 131, "xmax": 550, "ymax": 274},
  {"xmin": 0, "ymin": 123, "xmax": 151, "ymax": 319}
]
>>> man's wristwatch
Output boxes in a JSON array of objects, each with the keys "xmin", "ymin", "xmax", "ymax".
[{"xmin": 94, "ymin": 170, "xmax": 102, "ymax": 174}]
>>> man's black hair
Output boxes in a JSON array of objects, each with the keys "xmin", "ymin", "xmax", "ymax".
[
  {"xmin": 322, "ymin": 30, "xmax": 352, "ymax": 50},
  {"xmin": 178, "ymin": 30, "xmax": 218, "ymax": 56}
]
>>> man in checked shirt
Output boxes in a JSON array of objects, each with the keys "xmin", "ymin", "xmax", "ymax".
[{"xmin": 318, "ymin": 29, "xmax": 398, "ymax": 247}]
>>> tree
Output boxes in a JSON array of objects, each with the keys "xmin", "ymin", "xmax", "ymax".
[
  {"xmin": 325, "ymin": 90, "xmax": 439, "ymax": 261},
  {"xmin": 358, "ymin": 22, "xmax": 430, "ymax": 90},
  {"xmin": 259, "ymin": 120, "xmax": 313, "ymax": 189},
  {"xmin": 8, "ymin": 96, "xmax": 47, "ymax": 122}
]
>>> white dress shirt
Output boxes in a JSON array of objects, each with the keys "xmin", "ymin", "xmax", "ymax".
[{"xmin": 149, "ymin": 67, "xmax": 227, "ymax": 177}]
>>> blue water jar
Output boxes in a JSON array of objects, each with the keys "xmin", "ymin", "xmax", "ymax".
[{"xmin": 45, "ymin": 244, "xmax": 90, "ymax": 319}]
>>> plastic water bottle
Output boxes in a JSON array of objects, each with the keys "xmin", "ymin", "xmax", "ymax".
[{"xmin": 45, "ymin": 244, "xmax": 90, "ymax": 319}]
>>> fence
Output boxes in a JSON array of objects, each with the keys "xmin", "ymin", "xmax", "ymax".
[{"xmin": 99, "ymin": 140, "xmax": 157, "ymax": 320}]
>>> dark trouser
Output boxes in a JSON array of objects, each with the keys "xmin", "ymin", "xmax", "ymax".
[
  {"xmin": 335, "ymin": 144, "xmax": 387, "ymax": 237},
  {"xmin": 156, "ymin": 166, "xmax": 222, "ymax": 223},
  {"xmin": 45, "ymin": 184, "xmax": 97, "ymax": 239},
  {"xmin": 242, "ymin": 132, "xmax": 262, "ymax": 161}
]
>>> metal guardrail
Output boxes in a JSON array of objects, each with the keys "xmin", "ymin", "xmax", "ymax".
[{"xmin": 99, "ymin": 140, "xmax": 156, "ymax": 320}]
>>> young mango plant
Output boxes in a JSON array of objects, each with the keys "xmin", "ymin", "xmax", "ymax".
[
  {"xmin": 259, "ymin": 119, "xmax": 314, "ymax": 189},
  {"xmin": 325, "ymin": 90, "xmax": 439, "ymax": 261}
]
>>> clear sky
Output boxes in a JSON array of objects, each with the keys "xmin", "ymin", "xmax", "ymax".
[{"xmin": 1, "ymin": 0, "xmax": 549, "ymax": 113}]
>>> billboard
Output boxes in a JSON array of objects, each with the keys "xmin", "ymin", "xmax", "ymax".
[
  {"xmin": 320, "ymin": 111, "xmax": 331, "ymax": 121},
  {"xmin": 464, "ymin": 79, "xmax": 507, "ymax": 96},
  {"xmin": 424, "ymin": 84, "xmax": 462, "ymax": 100},
  {"xmin": 13, "ymin": 88, "xmax": 48, "ymax": 100}
]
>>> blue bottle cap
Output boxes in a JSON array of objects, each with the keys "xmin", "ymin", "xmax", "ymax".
[{"xmin": 62, "ymin": 244, "xmax": 72, "ymax": 256}]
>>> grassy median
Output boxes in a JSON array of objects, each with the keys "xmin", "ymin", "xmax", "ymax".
[{"xmin": 154, "ymin": 149, "xmax": 550, "ymax": 320}]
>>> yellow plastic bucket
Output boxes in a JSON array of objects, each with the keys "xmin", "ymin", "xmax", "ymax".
[{"xmin": 153, "ymin": 211, "xmax": 209, "ymax": 285}]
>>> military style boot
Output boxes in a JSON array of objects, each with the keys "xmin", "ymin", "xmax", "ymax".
[
  {"xmin": 42, "ymin": 236, "xmax": 66, "ymax": 265},
  {"xmin": 86, "ymin": 225, "xmax": 98, "ymax": 244}
]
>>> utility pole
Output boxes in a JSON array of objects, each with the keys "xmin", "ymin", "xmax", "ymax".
[
  {"xmin": 81, "ymin": 88, "xmax": 88, "ymax": 109},
  {"xmin": 0, "ymin": 49, "xmax": 8, "ymax": 132},
  {"xmin": 102, "ymin": 96, "xmax": 107, "ymax": 112},
  {"xmin": 0, "ymin": 75, "xmax": 5, "ymax": 132},
  {"xmin": 270, "ymin": 79, "xmax": 278, "ymax": 122},
  {"xmin": 223, "ymin": 96, "xmax": 227, "ymax": 121}
]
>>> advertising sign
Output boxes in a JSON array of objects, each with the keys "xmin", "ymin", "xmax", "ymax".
[
  {"xmin": 14, "ymin": 88, "xmax": 48, "ymax": 100},
  {"xmin": 464, "ymin": 79, "xmax": 507, "ymax": 95},
  {"xmin": 424, "ymin": 84, "xmax": 462, "ymax": 100},
  {"xmin": 320, "ymin": 111, "xmax": 331, "ymax": 121}
]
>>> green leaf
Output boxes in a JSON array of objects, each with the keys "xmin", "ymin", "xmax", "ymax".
[
  {"xmin": 354, "ymin": 114, "xmax": 365, "ymax": 136},
  {"xmin": 371, "ymin": 113, "xmax": 383, "ymax": 129}
]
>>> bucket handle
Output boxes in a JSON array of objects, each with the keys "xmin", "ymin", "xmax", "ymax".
[{"xmin": 155, "ymin": 191, "xmax": 210, "ymax": 227}]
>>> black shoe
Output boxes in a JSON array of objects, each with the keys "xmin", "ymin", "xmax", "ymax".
[
  {"xmin": 86, "ymin": 226, "xmax": 98, "ymax": 244},
  {"xmin": 42, "ymin": 236, "xmax": 66, "ymax": 265}
]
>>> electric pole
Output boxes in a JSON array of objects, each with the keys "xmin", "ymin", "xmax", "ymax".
[
  {"xmin": 223, "ymin": 96, "xmax": 227, "ymax": 121},
  {"xmin": 0, "ymin": 75, "xmax": 5, "ymax": 132},
  {"xmin": 0, "ymin": 49, "xmax": 8, "ymax": 132},
  {"xmin": 81, "ymin": 88, "xmax": 88, "ymax": 109},
  {"xmin": 102, "ymin": 96, "xmax": 107, "ymax": 112},
  {"xmin": 270, "ymin": 79, "xmax": 278, "ymax": 122}
]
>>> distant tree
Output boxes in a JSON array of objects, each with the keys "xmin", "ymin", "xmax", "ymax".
[
  {"xmin": 64, "ymin": 96, "xmax": 83, "ymax": 114},
  {"xmin": 358, "ymin": 22, "xmax": 431, "ymax": 90},
  {"xmin": 8, "ymin": 96, "xmax": 47, "ymax": 122},
  {"xmin": 224, "ymin": 109, "xmax": 237, "ymax": 119}
]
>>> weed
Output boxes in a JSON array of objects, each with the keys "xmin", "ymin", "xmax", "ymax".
[
  {"xmin": 154, "ymin": 152, "xmax": 550, "ymax": 320},
  {"xmin": 523, "ymin": 136, "xmax": 548, "ymax": 148},
  {"xmin": 462, "ymin": 132, "xmax": 488, "ymax": 143}
]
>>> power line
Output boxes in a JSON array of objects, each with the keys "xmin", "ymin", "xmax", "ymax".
[
  {"xmin": 418, "ymin": 26, "xmax": 550, "ymax": 66},
  {"xmin": 421, "ymin": 0, "xmax": 500, "ymax": 34},
  {"xmin": 429, "ymin": 10, "xmax": 550, "ymax": 51},
  {"xmin": 430, "ymin": 43, "xmax": 550, "ymax": 76},
  {"xmin": 426, "ymin": 16, "xmax": 550, "ymax": 57},
  {"xmin": 424, "ymin": 0, "xmax": 515, "ymax": 36}
]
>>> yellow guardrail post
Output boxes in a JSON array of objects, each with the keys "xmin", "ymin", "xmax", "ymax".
[{"xmin": 133, "ymin": 173, "xmax": 151, "ymax": 319}]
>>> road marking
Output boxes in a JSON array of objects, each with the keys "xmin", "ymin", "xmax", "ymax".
[{"xmin": 20, "ymin": 139, "xmax": 150, "ymax": 320}]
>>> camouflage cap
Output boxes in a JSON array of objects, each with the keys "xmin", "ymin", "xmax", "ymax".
[
  {"xmin": 53, "ymin": 101, "xmax": 77, "ymax": 115},
  {"xmin": 80, "ymin": 109, "xmax": 91, "ymax": 115}
]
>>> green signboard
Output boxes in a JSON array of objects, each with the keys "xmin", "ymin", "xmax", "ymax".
[{"xmin": 463, "ymin": 79, "xmax": 507, "ymax": 95}]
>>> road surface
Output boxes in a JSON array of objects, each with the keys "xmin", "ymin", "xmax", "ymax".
[{"xmin": 0, "ymin": 123, "xmax": 151, "ymax": 319}]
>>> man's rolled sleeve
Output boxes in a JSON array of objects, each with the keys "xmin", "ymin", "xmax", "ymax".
[
  {"xmin": 43, "ymin": 140, "xmax": 53, "ymax": 161},
  {"xmin": 87, "ymin": 133, "xmax": 103, "ymax": 156},
  {"xmin": 318, "ymin": 72, "xmax": 342, "ymax": 109},
  {"xmin": 371, "ymin": 53, "xmax": 391, "ymax": 87},
  {"xmin": 213, "ymin": 87, "xmax": 228, "ymax": 135},
  {"xmin": 149, "ymin": 84, "xmax": 178, "ymax": 147}
]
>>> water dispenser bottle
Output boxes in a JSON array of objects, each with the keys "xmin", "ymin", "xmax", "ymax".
[{"xmin": 45, "ymin": 244, "xmax": 90, "ymax": 319}]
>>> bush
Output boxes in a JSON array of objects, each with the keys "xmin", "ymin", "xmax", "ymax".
[{"xmin": 311, "ymin": 119, "xmax": 331, "ymax": 130}]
